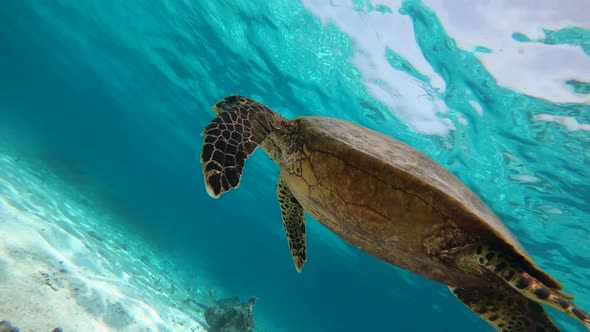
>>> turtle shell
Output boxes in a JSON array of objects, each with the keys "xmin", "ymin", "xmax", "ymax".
[{"xmin": 284, "ymin": 116, "xmax": 560, "ymax": 289}]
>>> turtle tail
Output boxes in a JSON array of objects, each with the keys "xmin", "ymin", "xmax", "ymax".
[{"xmin": 201, "ymin": 95, "xmax": 281, "ymax": 198}]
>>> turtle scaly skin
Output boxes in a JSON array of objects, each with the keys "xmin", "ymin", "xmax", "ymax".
[{"xmin": 201, "ymin": 95, "xmax": 590, "ymax": 331}]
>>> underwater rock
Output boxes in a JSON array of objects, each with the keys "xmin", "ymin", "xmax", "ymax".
[
  {"xmin": 0, "ymin": 321, "xmax": 63, "ymax": 332},
  {"xmin": 204, "ymin": 296, "xmax": 257, "ymax": 332},
  {"xmin": 0, "ymin": 321, "xmax": 19, "ymax": 332}
]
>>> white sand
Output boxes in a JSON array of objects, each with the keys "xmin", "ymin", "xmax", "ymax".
[{"xmin": 0, "ymin": 148, "xmax": 208, "ymax": 332}]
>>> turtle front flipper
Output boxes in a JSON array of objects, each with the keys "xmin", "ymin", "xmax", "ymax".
[
  {"xmin": 450, "ymin": 285, "xmax": 560, "ymax": 332},
  {"xmin": 201, "ymin": 95, "xmax": 282, "ymax": 198},
  {"xmin": 277, "ymin": 173, "xmax": 307, "ymax": 272}
]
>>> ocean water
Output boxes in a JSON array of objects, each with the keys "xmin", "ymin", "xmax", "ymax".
[{"xmin": 1, "ymin": 0, "xmax": 589, "ymax": 331}]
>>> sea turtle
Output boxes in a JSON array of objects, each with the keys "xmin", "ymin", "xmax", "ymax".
[{"xmin": 200, "ymin": 95, "xmax": 590, "ymax": 331}]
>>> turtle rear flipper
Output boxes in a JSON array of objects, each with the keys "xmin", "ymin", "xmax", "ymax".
[
  {"xmin": 507, "ymin": 272, "xmax": 590, "ymax": 330},
  {"xmin": 450, "ymin": 285, "xmax": 560, "ymax": 331},
  {"xmin": 474, "ymin": 246, "xmax": 590, "ymax": 329},
  {"xmin": 201, "ymin": 95, "xmax": 280, "ymax": 198}
]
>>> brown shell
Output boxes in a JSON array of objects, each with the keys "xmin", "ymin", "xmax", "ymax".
[{"xmin": 284, "ymin": 116, "xmax": 560, "ymax": 289}]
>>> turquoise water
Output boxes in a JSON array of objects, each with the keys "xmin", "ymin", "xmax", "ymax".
[{"xmin": 1, "ymin": 0, "xmax": 589, "ymax": 331}]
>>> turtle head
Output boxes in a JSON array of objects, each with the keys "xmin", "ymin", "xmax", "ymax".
[{"xmin": 202, "ymin": 95, "xmax": 292, "ymax": 198}]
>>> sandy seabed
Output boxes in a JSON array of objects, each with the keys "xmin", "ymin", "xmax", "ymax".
[{"xmin": 0, "ymin": 148, "xmax": 207, "ymax": 332}]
